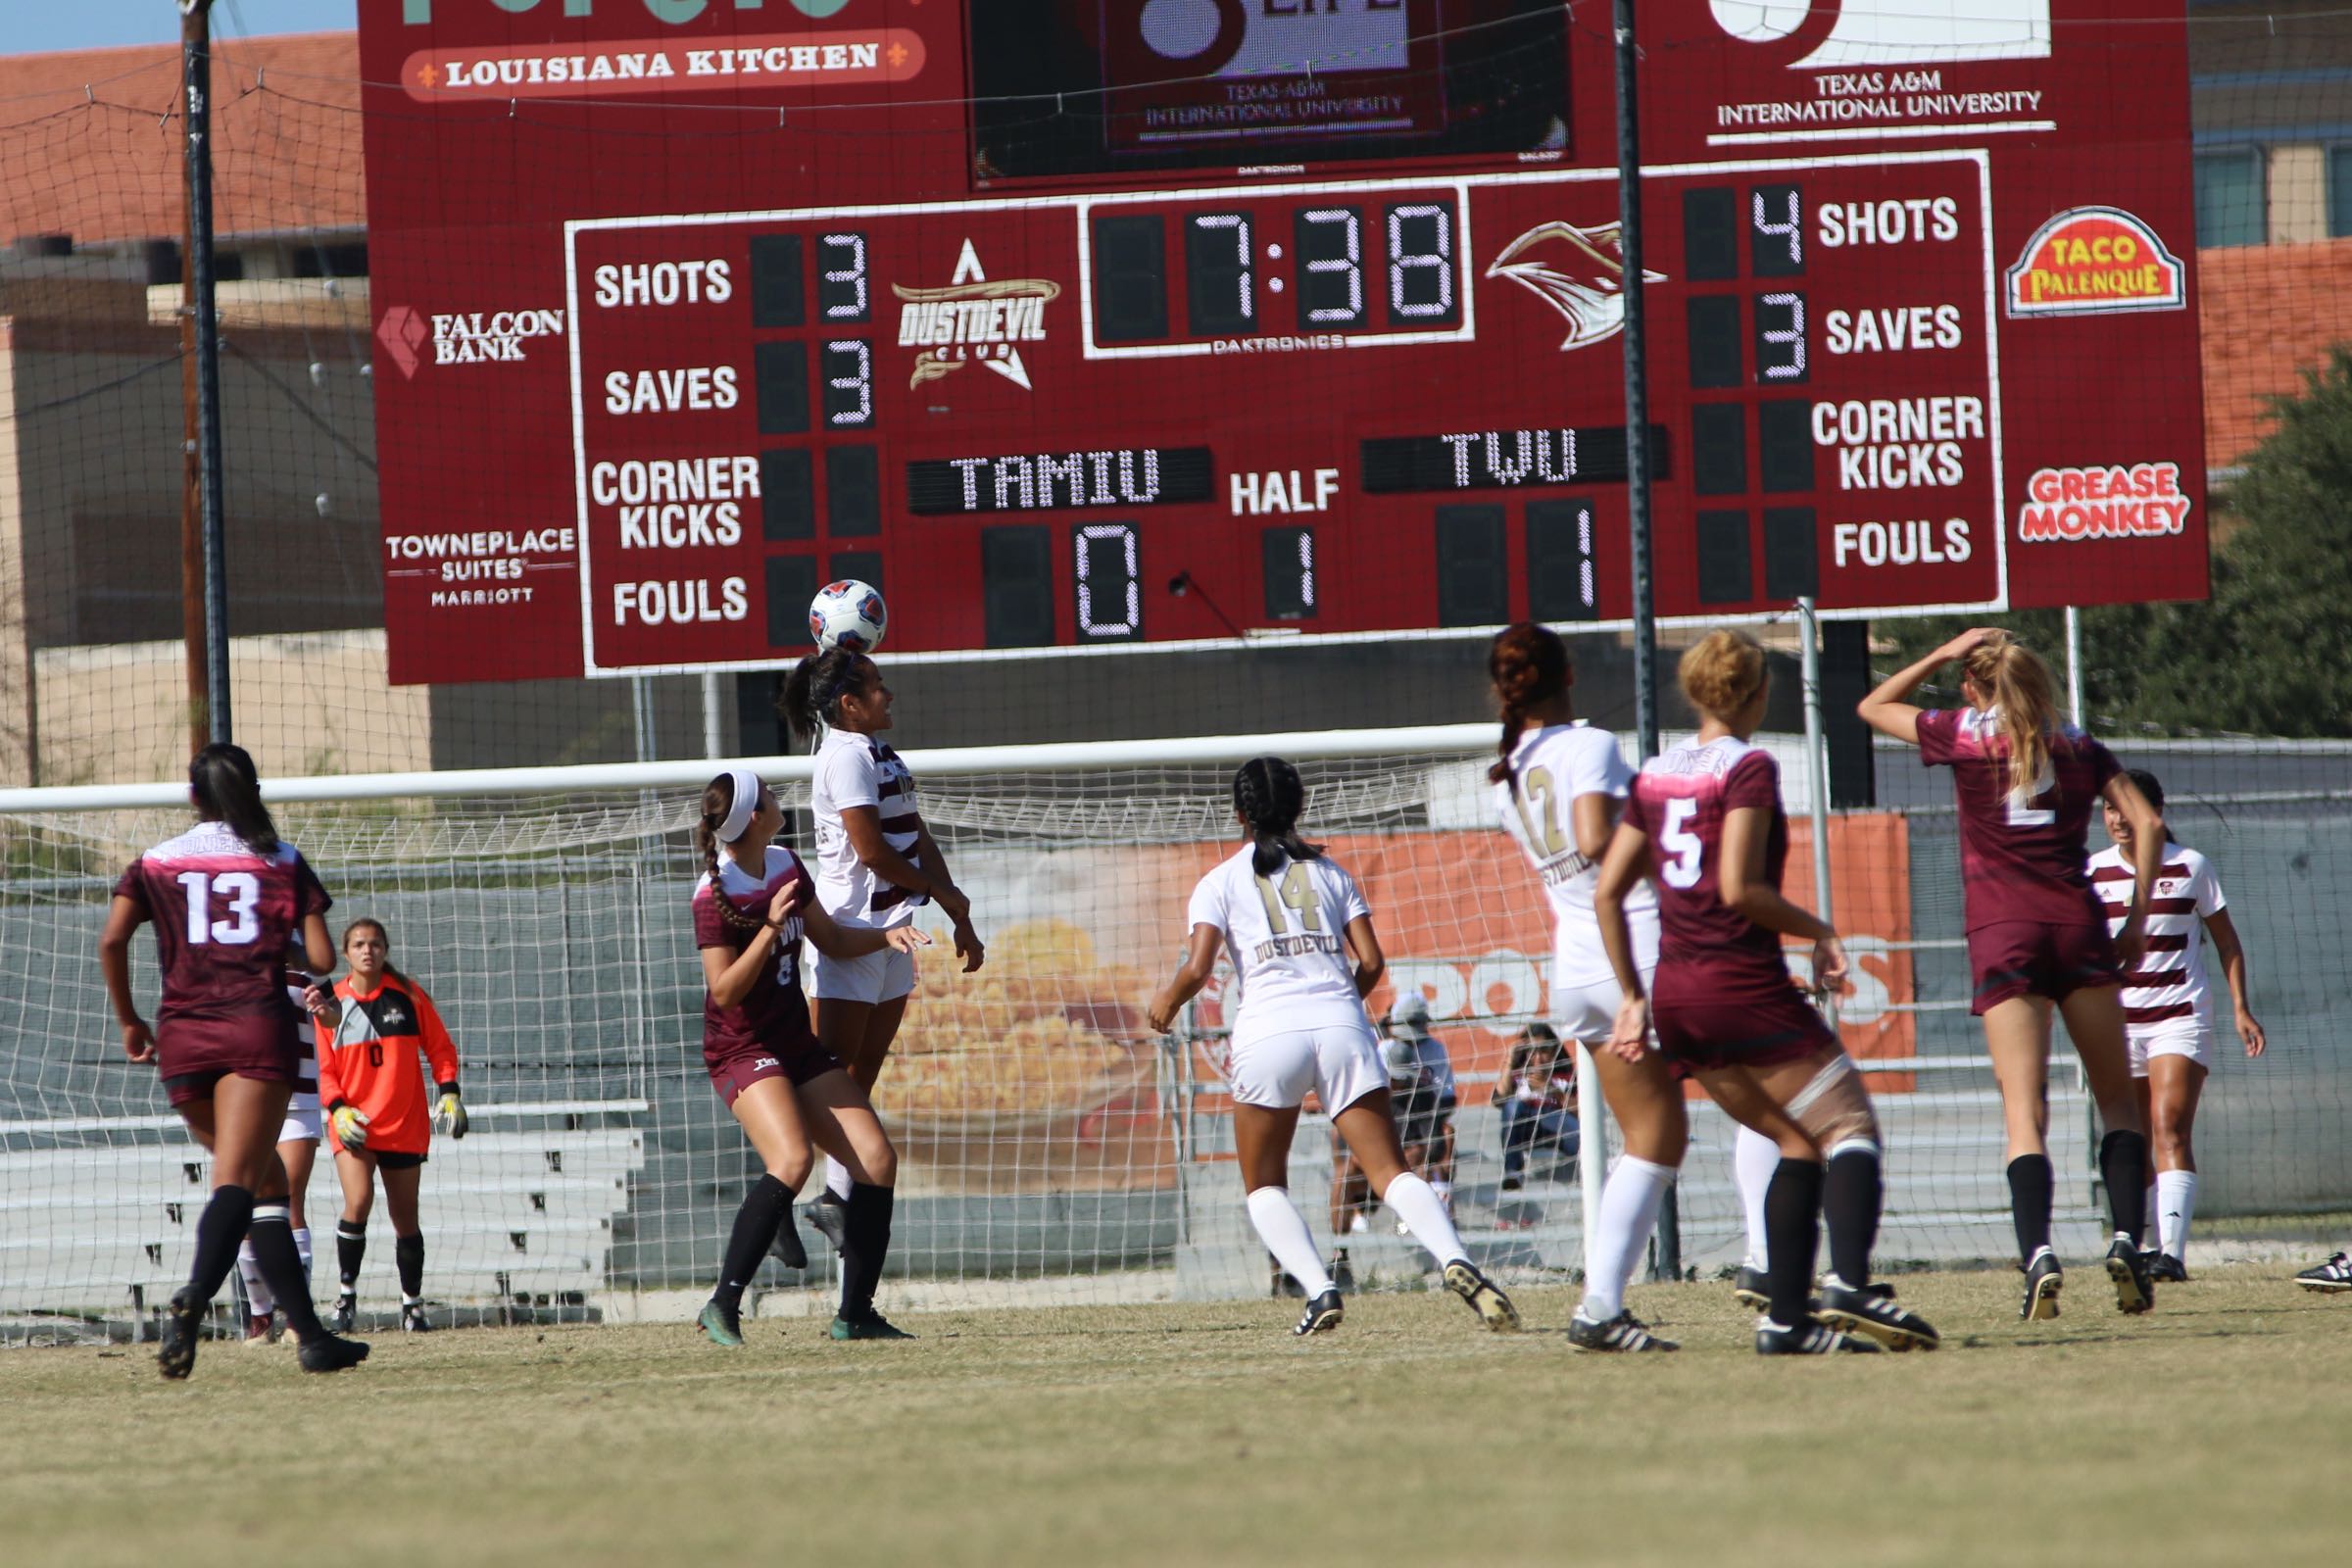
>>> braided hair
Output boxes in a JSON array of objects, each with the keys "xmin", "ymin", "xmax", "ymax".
[
  {"xmin": 1234, "ymin": 757, "xmax": 1324, "ymax": 876},
  {"xmin": 778, "ymin": 648, "xmax": 873, "ymax": 746},
  {"xmin": 694, "ymin": 773, "xmax": 769, "ymax": 934},
  {"xmin": 1487, "ymin": 623, "xmax": 1571, "ymax": 784}
]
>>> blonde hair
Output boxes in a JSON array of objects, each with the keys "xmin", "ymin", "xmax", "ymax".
[
  {"xmin": 1961, "ymin": 630, "xmax": 2061, "ymax": 800},
  {"xmin": 1678, "ymin": 629, "xmax": 1767, "ymax": 719}
]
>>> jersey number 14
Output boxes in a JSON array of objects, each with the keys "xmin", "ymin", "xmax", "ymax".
[{"xmin": 1254, "ymin": 863, "xmax": 1323, "ymax": 933}]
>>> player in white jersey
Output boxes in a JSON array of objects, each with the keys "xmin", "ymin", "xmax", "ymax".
[
  {"xmin": 1489, "ymin": 623, "xmax": 1692, "ymax": 1351},
  {"xmin": 1148, "ymin": 758, "xmax": 1519, "ymax": 1337},
  {"xmin": 780, "ymin": 648, "xmax": 985, "ymax": 1251},
  {"xmin": 236, "ymin": 937, "xmax": 337, "ymax": 1342},
  {"xmin": 2089, "ymin": 768, "xmax": 2265, "ymax": 1281}
]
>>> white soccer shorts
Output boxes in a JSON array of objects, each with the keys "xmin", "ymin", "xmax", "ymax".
[
  {"xmin": 1226, "ymin": 1023, "xmax": 1388, "ymax": 1115},
  {"xmin": 278, "ymin": 1098, "xmax": 323, "ymax": 1145},
  {"xmin": 808, "ymin": 941, "xmax": 915, "ymax": 1004},
  {"xmin": 2128, "ymin": 1020, "xmax": 2213, "ymax": 1076}
]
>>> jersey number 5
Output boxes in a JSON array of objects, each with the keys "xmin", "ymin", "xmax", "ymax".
[
  {"xmin": 1658, "ymin": 800, "xmax": 1704, "ymax": 889},
  {"xmin": 176, "ymin": 870, "xmax": 262, "ymax": 946},
  {"xmin": 1254, "ymin": 863, "xmax": 1322, "ymax": 933}
]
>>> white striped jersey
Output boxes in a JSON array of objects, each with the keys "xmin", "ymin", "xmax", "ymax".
[
  {"xmin": 810, "ymin": 728, "xmax": 926, "ymax": 929},
  {"xmin": 2086, "ymin": 841, "xmax": 2226, "ymax": 1029}
]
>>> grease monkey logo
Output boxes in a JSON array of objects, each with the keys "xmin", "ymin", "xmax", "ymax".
[
  {"xmin": 893, "ymin": 240, "xmax": 1061, "ymax": 392},
  {"xmin": 1707, "ymin": 0, "xmax": 2050, "ymax": 69}
]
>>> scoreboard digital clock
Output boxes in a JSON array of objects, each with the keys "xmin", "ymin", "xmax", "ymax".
[{"xmin": 361, "ymin": 0, "xmax": 2205, "ymax": 683}]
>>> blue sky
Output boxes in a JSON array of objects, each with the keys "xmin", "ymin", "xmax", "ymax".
[{"xmin": 9, "ymin": 0, "xmax": 358, "ymax": 55}]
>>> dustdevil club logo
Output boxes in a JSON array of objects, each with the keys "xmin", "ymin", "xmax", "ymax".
[
  {"xmin": 893, "ymin": 240, "xmax": 1061, "ymax": 391},
  {"xmin": 1486, "ymin": 221, "xmax": 1663, "ymax": 351}
]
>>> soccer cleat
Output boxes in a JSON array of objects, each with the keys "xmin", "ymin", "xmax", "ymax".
[
  {"xmin": 2149, "ymin": 1252, "xmax": 2188, "ymax": 1285},
  {"xmin": 698, "ymin": 1298, "xmax": 744, "ymax": 1348},
  {"xmin": 1815, "ymin": 1277, "xmax": 1940, "ymax": 1351},
  {"xmin": 401, "ymin": 1302, "xmax": 434, "ymax": 1334},
  {"xmin": 2295, "ymin": 1251, "xmax": 2352, "ymax": 1293},
  {"xmin": 829, "ymin": 1310, "xmax": 915, "ymax": 1342},
  {"xmin": 297, "ymin": 1334, "xmax": 371, "ymax": 1374},
  {"xmin": 805, "ymin": 1195, "xmax": 850, "ymax": 1257},
  {"xmin": 2020, "ymin": 1248, "xmax": 2063, "ymax": 1321},
  {"xmin": 1755, "ymin": 1319, "xmax": 1879, "ymax": 1355},
  {"xmin": 328, "ymin": 1293, "xmax": 357, "ymax": 1334},
  {"xmin": 244, "ymin": 1312, "xmax": 278, "ymax": 1346},
  {"xmin": 2106, "ymin": 1238, "xmax": 2154, "ymax": 1315},
  {"xmin": 768, "ymin": 1211, "xmax": 808, "ymax": 1272},
  {"xmin": 157, "ymin": 1287, "xmax": 205, "ymax": 1380},
  {"xmin": 1294, "ymin": 1288, "xmax": 1344, "ymax": 1336},
  {"xmin": 1568, "ymin": 1309, "xmax": 1678, "ymax": 1352},
  {"xmin": 1442, "ymin": 1259, "xmax": 1521, "ymax": 1332},
  {"xmin": 1732, "ymin": 1264, "xmax": 1771, "ymax": 1312}
]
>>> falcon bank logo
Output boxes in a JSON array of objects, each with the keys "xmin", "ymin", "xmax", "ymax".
[{"xmin": 374, "ymin": 305, "xmax": 566, "ymax": 377}]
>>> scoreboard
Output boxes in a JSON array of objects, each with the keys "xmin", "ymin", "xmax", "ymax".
[{"xmin": 361, "ymin": 0, "xmax": 2206, "ymax": 681}]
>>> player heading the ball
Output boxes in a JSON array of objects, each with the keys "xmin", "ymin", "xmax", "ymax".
[{"xmin": 1148, "ymin": 758, "xmax": 1520, "ymax": 1338}]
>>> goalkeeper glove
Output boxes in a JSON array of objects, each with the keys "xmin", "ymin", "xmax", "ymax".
[
  {"xmin": 433, "ymin": 1083, "xmax": 468, "ymax": 1140},
  {"xmin": 327, "ymin": 1102, "xmax": 369, "ymax": 1153}
]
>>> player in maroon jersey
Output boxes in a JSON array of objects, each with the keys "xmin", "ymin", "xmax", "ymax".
[
  {"xmin": 1595, "ymin": 631, "xmax": 1936, "ymax": 1355},
  {"xmin": 690, "ymin": 767, "xmax": 930, "ymax": 1347},
  {"xmin": 1860, "ymin": 627, "xmax": 2167, "ymax": 1319},
  {"xmin": 96, "ymin": 744, "xmax": 370, "ymax": 1378}
]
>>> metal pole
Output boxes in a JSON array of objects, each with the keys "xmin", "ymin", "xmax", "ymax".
[
  {"xmin": 1798, "ymin": 598, "xmax": 1839, "ymax": 1028},
  {"xmin": 1612, "ymin": 0, "xmax": 1676, "ymax": 1282},
  {"xmin": 631, "ymin": 675, "xmax": 657, "ymax": 763},
  {"xmin": 2063, "ymin": 605, "xmax": 2085, "ymax": 727},
  {"xmin": 181, "ymin": 1, "xmax": 229, "ymax": 747},
  {"xmin": 700, "ymin": 671, "xmax": 727, "ymax": 759}
]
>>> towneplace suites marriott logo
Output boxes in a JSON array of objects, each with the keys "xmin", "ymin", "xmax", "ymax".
[
  {"xmin": 375, "ymin": 304, "xmax": 566, "ymax": 378},
  {"xmin": 894, "ymin": 240, "xmax": 1060, "ymax": 391}
]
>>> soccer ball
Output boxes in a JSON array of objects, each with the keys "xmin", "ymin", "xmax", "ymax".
[{"xmin": 808, "ymin": 579, "xmax": 888, "ymax": 653}]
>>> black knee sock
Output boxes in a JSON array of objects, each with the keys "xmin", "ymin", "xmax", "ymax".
[
  {"xmin": 2099, "ymin": 1130, "xmax": 2149, "ymax": 1244},
  {"xmin": 2006, "ymin": 1153, "xmax": 2054, "ymax": 1264},
  {"xmin": 838, "ymin": 1182, "xmax": 896, "ymax": 1322},
  {"xmin": 1763, "ymin": 1158, "xmax": 1825, "ymax": 1329},
  {"xmin": 713, "ymin": 1174, "xmax": 796, "ymax": 1310},
  {"xmin": 249, "ymin": 1202, "xmax": 326, "ymax": 1343},
  {"xmin": 188, "ymin": 1185, "xmax": 256, "ymax": 1304},
  {"xmin": 395, "ymin": 1233, "xmax": 425, "ymax": 1302},
  {"xmin": 1823, "ymin": 1147, "xmax": 1882, "ymax": 1288},
  {"xmin": 336, "ymin": 1220, "xmax": 367, "ymax": 1294}
]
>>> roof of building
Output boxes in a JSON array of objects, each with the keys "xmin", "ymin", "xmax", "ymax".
[
  {"xmin": 2199, "ymin": 236, "xmax": 2352, "ymax": 470},
  {"xmin": 0, "ymin": 32, "xmax": 362, "ymax": 250}
]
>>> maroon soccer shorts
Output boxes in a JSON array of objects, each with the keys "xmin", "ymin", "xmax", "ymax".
[
  {"xmin": 1967, "ymin": 919, "xmax": 2122, "ymax": 1014},
  {"xmin": 157, "ymin": 1017, "xmax": 302, "ymax": 1107},
  {"xmin": 1650, "ymin": 972, "xmax": 1838, "ymax": 1079},
  {"xmin": 708, "ymin": 1038, "xmax": 843, "ymax": 1106}
]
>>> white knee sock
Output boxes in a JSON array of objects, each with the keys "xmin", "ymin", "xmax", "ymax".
[
  {"xmin": 1735, "ymin": 1126, "xmax": 1779, "ymax": 1268},
  {"xmin": 2157, "ymin": 1169, "xmax": 2199, "ymax": 1260},
  {"xmin": 236, "ymin": 1237, "xmax": 274, "ymax": 1316},
  {"xmin": 1583, "ymin": 1155, "xmax": 1678, "ymax": 1321},
  {"xmin": 1246, "ymin": 1187, "xmax": 1334, "ymax": 1298},
  {"xmin": 1383, "ymin": 1172, "xmax": 1469, "ymax": 1269},
  {"xmin": 294, "ymin": 1225, "xmax": 313, "ymax": 1285},
  {"xmin": 824, "ymin": 1157, "xmax": 852, "ymax": 1202}
]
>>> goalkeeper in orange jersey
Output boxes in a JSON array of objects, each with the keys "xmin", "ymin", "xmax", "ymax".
[{"xmin": 317, "ymin": 917, "xmax": 467, "ymax": 1334}]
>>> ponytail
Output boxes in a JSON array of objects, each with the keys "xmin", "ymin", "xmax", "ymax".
[
  {"xmin": 1963, "ymin": 632, "xmax": 2059, "ymax": 801},
  {"xmin": 1233, "ymin": 757, "xmax": 1322, "ymax": 876},
  {"xmin": 778, "ymin": 649, "xmax": 872, "ymax": 746},
  {"xmin": 189, "ymin": 742, "xmax": 278, "ymax": 855},
  {"xmin": 694, "ymin": 774, "xmax": 767, "ymax": 933},
  {"xmin": 1486, "ymin": 623, "xmax": 1572, "ymax": 784}
]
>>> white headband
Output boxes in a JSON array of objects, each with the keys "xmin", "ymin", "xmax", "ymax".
[{"xmin": 717, "ymin": 768, "xmax": 763, "ymax": 842}]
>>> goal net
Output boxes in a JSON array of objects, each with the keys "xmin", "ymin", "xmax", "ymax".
[{"xmin": 3, "ymin": 729, "xmax": 2347, "ymax": 1331}]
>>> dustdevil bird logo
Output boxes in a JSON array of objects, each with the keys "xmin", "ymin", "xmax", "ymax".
[{"xmin": 1485, "ymin": 221, "xmax": 1664, "ymax": 352}]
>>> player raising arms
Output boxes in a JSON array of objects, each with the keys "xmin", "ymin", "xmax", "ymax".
[
  {"xmin": 1597, "ymin": 632, "xmax": 1936, "ymax": 1355},
  {"xmin": 1860, "ymin": 627, "xmax": 2166, "ymax": 1317},
  {"xmin": 1147, "ymin": 758, "xmax": 1519, "ymax": 1337},
  {"xmin": 96, "ymin": 743, "xmax": 369, "ymax": 1378},
  {"xmin": 692, "ymin": 768, "xmax": 929, "ymax": 1345},
  {"xmin": 2088, "ymin": 769, "xmax": 2266, "ymax": 1281},
  {"xmin": 779, "ymin": 649, "xmax": 983, "ymax": 1254},
  {"xmin": 1488, "ymin": 623, "xmax": 1686, "ymax": 1351}
]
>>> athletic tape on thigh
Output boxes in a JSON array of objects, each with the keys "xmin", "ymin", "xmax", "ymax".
[{"xmin": 1786, "ymin": 1054, "xmax": 1879, "ymax": 1150}]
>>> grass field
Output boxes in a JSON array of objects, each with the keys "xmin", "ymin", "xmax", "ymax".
[{"xmin": 6, "ymin": 1265, "xmax": 2346, "ymax": 1567}]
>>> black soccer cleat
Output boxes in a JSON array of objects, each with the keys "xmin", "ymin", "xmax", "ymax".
[
  {"xmin": 1568, "ymin": 1309, "xmax": 1678, "ymax": 1352},
  {"xmin": 2106, "ymin": 1238, "xmax": 2154, "ymax": 1315},
  {"xmin": 1815, "ymin": 1276, "xmax": 1939, "ymax": 1351},
  {"xmin": 1732, "ymin": 1263, "xmax": 1771, "ymax": 1312},
  {"xmin": 805, "ymin": 1195, "xmax": 850, "ymax": 1257},
  {"xmin": 401, "ymin": 1302, "xmax": 434, "ymax": 1334},
  {"xmin": 1294, "ymin": 1288, "xmax": 1344, "ymax": 1337},
  {"xmin": 2148, "ymin": 1252, "xmax": 2188, "ymax": 1285},
  {"xmin": 328, "ymin": 1292, "xmax": 357, "ymax": 1335},
  {"xmin": 1443, "ymin": 1259, "xmax": 1521, "ymax": 1332},
  {"xmin": 2296, "ymin": 1251, "xmax": 2352, "ymax": 1293},
  {"xmin": 768, "ymin": 1209, "xmax": 808, "ymax": 1272},
  {"xmin": 2020, "ymin": 1248, "xmax": 2063, "ymax": 1321},
  {"xmin": 829, "ymin": 1310, "xmax": 914, "ymax": 1342},
  {"xmin": 297, "ymin": 1333, "xmax": 371, "ymax": 1374},
  {"xmin": 157, "ymin": 1287, "xmax": 205, "ymax": 1380},
  {"xmin": 1755, "ymin": 1319, "xmax": 1879, "ymax": 1355}
]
